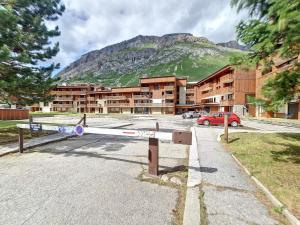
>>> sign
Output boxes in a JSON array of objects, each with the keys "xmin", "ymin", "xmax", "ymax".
[
  {"xmin": 74, "ymin": 124, "xmax": 84, "ymax": 136},
  {"xmin": 30, "ymin": 123, "xmax": 42, "ymax": 132}
]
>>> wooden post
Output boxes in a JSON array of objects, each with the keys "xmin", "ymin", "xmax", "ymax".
[
  {"xmin": 148, "ymin": 122, "xmax": 159, "ymax": 176},
  {"xmin": 19, "ymin": 128, "xmax": 24, "ymax": 153},
  {"xmin": 224, "ymin": 114, "xmax": 229, "ymax": 143},
  {"xmin": 83, "ymin": 113, "xmax": 87, "ymax": 127},
  {"xmin": 29, "ymin": 115, "xmax": 33, "ymax": 138}
]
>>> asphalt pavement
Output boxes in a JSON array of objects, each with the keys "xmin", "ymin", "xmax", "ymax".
[{"xmin": 0, "ymin": 116, "xmax": 191, "ymax": 225}]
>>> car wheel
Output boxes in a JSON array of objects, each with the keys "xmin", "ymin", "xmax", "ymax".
[
  {"xmin": 203, "ymin": 120, "xmax": 210, "ymax": 126},
  {"xmin": 231, "ymin": 121, "xmax": 238, "ymax": 127}
]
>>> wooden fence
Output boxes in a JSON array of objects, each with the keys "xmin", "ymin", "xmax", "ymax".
[{"xmin": 0, "ymin": 109, "xmax": 29, "ymax": 120}]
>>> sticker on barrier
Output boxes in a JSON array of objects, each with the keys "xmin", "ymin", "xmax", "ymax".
[
  {"xmin": 30, "ymin": 123, "xmax": 42, "ymax": 132},
  {"xmin": 58, "ymin": 126, "xmax": 75, "ymax": 135},
  {"xmin": 74, "ymin": 124, "xmax": 84, "ymax": 136}
]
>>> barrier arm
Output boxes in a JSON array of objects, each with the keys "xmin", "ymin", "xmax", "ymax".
[{"xmin": 16, "ymin": 123, "xmax": 192, "ymax": 176}]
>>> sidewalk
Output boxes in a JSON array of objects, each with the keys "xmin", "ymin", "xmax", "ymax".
[{"xmin": 194, "ymin": 126, "xmax": 279, "ymax": 225}]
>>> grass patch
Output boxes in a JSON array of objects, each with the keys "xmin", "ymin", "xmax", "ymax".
[
  {"xmin": 222, "ymin": 132, "xmax": 300, "ymax": 218},
  {"xmin": 0, "ymin": 120, "xmax": 75, "ymax": 145},
  {"xmin": 0, "ymin": 126, "xmax": 54, "ymax": 145}
]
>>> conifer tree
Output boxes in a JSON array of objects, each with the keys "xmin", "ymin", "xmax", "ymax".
[
  {"xmin": 0, "ymin": 0, "xmax": 65, "ymax": 106},
  {"xmin": 231, "ymin": 0, "xmax": 300, "ymax": 111}
]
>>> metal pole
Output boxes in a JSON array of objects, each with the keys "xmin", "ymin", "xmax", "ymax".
[
  {"xmin": 19, "ymin": 128, "xmax": 24, "ymax": 153},
  {"xmin": 148, "ymin": 122, "xmax": 159, "ymax": 176},
  {"xmin": 224, "ymin": 114, "xmax": 229, "ymax": 143}
]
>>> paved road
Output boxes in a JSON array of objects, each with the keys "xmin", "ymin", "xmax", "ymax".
[
  {"xmin": 0, "ymin": 116, "xmax": 191, "ymax": 225},
  {"xmin": 195, "ymin": 126, "xmax": 279, "ymax": 225}
]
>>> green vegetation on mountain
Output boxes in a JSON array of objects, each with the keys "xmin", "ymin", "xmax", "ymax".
[{"xmin": 59, "ymin": 34, "xmax": 247, "ymax": 87}]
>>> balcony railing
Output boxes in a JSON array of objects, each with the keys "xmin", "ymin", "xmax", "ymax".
[
  {"xmin": 220, "ymin": 74, "xmax": 234, "ymax": 83},
  {"xmin": 51, "ymin": 91, "xmax": 87, "ymax": 96},
  {"xmin": 134, "ymin": 103, "xmax": 174, "ymax": 107},
  {"xmin": 132, "ymin": 95, "xmax": 151, "ymax": 99},
  {"xmin": 164, "ymin": 85, "xmax": 175, "ymax": 91},
  {"xmin": 141, "ymin": 87, "xmax": 150, "ymax": 92},
  {"xmin": 87, "ymin": 97, "xmax": 95, "ymax": 101},
  {"xmin": 54, "ymin": 97, "xmax": 73, "ymax": 101},
  {"xmin": 165, "ymin": 94, "xmax": 175, "ymax": 99},
  {"xmin": 186, "ymin": 89, "xmax": 194, "ymax": 93},
  {"xmin": 220, "ymin": 99, "xmax": 234, "ymax": 106},
  {"xmin": 200, "ymin": 83, "xmax": 213, "ymax": 92},
  {"xmin": 105, "ymin": 103, "xmax": 130, "ymax": 107},
  {"xmin": 52, "ymin": 104, "xmax": 73, "ymax": 108},
  {"xmin": 87, "ymin": 103, "xmax": 100, "ymax": 108},
  {"xmin": 103, "ymin": 95, "xmax": 127, "ymax": 100}
]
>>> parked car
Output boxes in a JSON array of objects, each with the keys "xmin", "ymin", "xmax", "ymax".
[
  {"xmin": 197, "ymin": 112, "xmax": 240, "ymax": 127},
  {"xmin": 182, "ymin": 111, "xmax": 209, "ymax": 119},
  {"xmin": 182, "ymin": 111, "xmax": 198, "ymax": 119}
]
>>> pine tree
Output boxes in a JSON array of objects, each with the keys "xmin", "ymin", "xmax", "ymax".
[
  {"xmin": 231, "ymin": 0, "xmax": 300, "ymax": 111},
  {"xmin": 0, "ymin": 0, "xmax": 65, "ymax": 106}
]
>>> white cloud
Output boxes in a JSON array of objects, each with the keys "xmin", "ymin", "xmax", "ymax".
[{"xmin": 47, "ymin": 0, "xmax": 248, "ymax": 73}]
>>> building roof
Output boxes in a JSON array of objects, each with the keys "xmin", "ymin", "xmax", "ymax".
[{"xmin": 196, "ymin": 65, "xmax": 232, "ymax": 85}]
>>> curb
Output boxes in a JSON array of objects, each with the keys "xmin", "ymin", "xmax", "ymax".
[
  {"xmin": 183, "ymin": 127, "xmax": 201, "ymax": 225},
  {"xmin": 231, "ymin": 154, "xmax": 300, "ymax": 225}
]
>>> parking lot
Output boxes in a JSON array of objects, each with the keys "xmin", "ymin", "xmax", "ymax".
[{"xmin": 0, "ymin": 115, "xmax": 192, "ymax": 225}]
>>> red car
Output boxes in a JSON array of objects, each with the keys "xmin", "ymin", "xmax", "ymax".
[{"xmin": 197, "ymin": 112, "xmax": 240, "ymax": 127}]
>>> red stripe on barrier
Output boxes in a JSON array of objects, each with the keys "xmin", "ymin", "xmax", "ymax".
[{"xmin": 122, "ymin": 131, "xmax": 136, "ymax": 135}]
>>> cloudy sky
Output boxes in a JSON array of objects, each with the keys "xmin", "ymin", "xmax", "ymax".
[{"xmin": 48, "ymin": 0, "xmax": 248, "ymax": 73}]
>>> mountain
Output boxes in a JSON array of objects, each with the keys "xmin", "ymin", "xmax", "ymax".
[
  {"xmin": 57, "ymin": 33, "xmax": 247, "ymax": 87},
  {"xmin": 217, "ymin": 40, "xmax": 249, "ymax": 51}
]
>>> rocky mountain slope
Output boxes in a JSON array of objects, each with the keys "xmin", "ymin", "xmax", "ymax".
[{"xmin": 57, "ymin": 33, "xmax": 247, "ymax": 86}]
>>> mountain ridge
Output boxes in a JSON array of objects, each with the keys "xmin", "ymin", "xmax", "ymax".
[{"xmin": 58, "ymin": 33, "xmax": 247, "ymax": 86}]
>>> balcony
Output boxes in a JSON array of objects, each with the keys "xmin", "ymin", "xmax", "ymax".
[
  {"xmin": 220, "ymin": 74, "xmax": 234, "ymax": 83},
  {"xmin": 87, "ymin": 103, "xmax": 100, "ymax": 108},
  {"xmin": 132, "ymin": 95, "xmax": 151, "ymax": 99},
  {"xmin": 220, "ymin": 99, "xmax": 234, "ymax": 106},
  {"xmin": 186, "ymin": 89, "xmax": 194, "ymax": 94},
  {"xmin": 87, "ymin": 97, "xmax": 95, "ymax": 101},
  {"xmin": 200, "ymin": 83, "xmax": 213, "ymax": 92},
  {"xmin": 105, "ymin": 103, "xmax": 130, "ymax": 107},
  {"xmin": 103, "ymin": 95, "xmax": 127, "ymax": 100},
  {"xmin": 222, "ymin": 86, "xmax": 234, "ymax": 93},
  {"xmin": 134, "ymin": 103, "xmax": 174, "ymax": 107},
  {"xmin": 51, "ymin": 91, "xmax": 86, "ymax": 96},
  {"xmin": 186, "ymin": 95, "xmax": 194, "ymax": 100},
  {"xmin": 200, "ymin": 100, "xmax": 219, "ymax": 106},
  {"xmin": 165, "ymin": 94, "xmax": 175, "ymax": 99},
  {"xmin": 52, "ymin": 104, "xmax": 73, "ymax": 108},
  {"xmin": 164, "ymin": 85, "xmax": 175, "ymax": 91},
  {"xmin": 54, "ymin": 97, "xmax": 73, "ymax": 101},
  {"xmin": 141, "ymin": 87, "xmax": 150, "ymax": 92}
]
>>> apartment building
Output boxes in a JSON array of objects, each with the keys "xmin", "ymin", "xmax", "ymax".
[
  {"xmin": 47, "ymin": 84, "xmax": 104, "ymax": 113},
  {"xmin": 256, "ymin": 55, "xmax": 300, "ymax": 119},
  {"xmin": 33, "ymin": 76, "xmax": 195, "ymax": 115},
  {"xmin": 194, "ymin": 65, "xmax": 256, "ymax": 116}
]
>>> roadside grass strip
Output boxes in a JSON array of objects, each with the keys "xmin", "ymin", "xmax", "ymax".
[{"xmin": 222, "ymin": 132, "xmax": 300, "ymax": 224}]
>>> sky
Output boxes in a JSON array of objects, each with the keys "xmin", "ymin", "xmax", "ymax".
[{"xmin": 47, "ymin": 0, "xmax": 248, "ymax": 73}]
